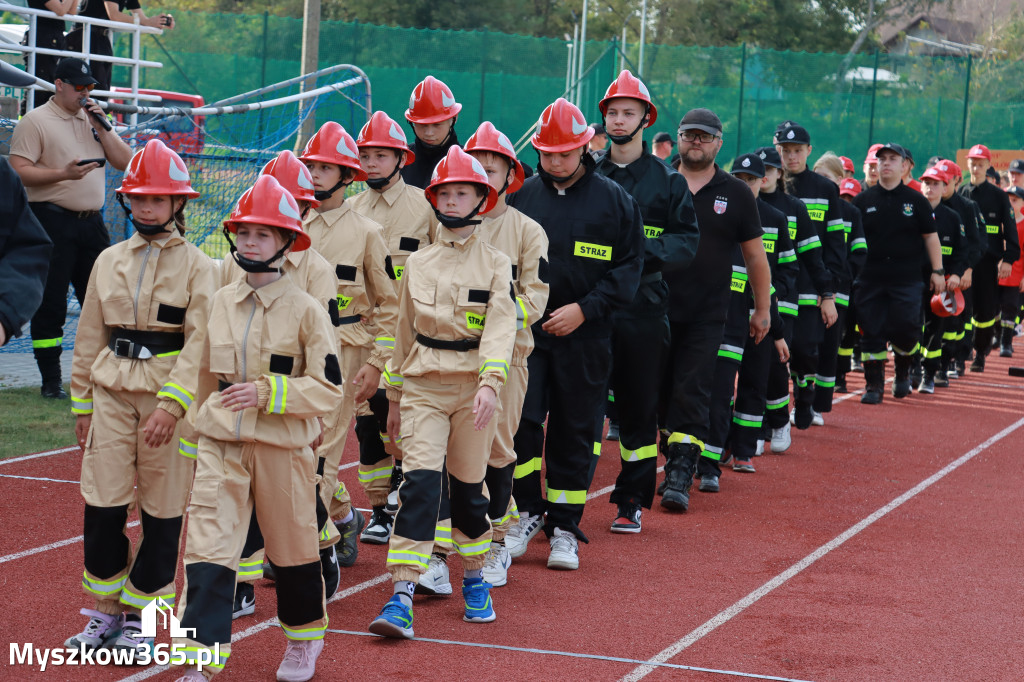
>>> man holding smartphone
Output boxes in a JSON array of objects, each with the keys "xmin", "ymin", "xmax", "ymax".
[{"xmin": 9, "ymin": 57, "xmax": 132, "ymax": 398}]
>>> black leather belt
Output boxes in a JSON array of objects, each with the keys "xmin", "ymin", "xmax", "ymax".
[
  {"xmin": 31, "ymin": 201, "xmax": 101, "ymax": 220},
  {"xmin": 337, "ymin": 315, "xmax": 361, "ymax": 325},
  {"xmin": 416, "ymin": 334, "xmax": 480, "ymax": 351},
  {"xmin": 108, "ymin": 329, "xmax": 185, "ymax": 359}
]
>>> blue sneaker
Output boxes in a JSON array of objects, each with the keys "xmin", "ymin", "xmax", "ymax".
[
  {"xmin": 462, "ymin": 578, "xmax": 496, "ymax": 623},
  {"xmin": 368, "ymin": 595, "xmax": 414, "ymax": 639}
]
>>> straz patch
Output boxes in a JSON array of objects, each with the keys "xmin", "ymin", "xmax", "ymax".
[
  {"xmin": 941, "ymin": 246, "xmax": 953, "ymax": 255},
  {"xmin": 337, "ymin": 294, "xmax": 353, "ymax": 310},
  {"xmin": 713, "ymin": 197, "xmax": 728, "ymax": 215},
  {"xmin": 986, "ymin": 224, "xmax": 999, "ymax": 234},
  {"xmin": 903, "ymin": 203, "xmax": 914, "ymax": 217},
  {"xmin": 643, "ymin": 225, "xmax": 664, "ymax": 239},
  {"xmin": 730, "ymin": 276, "xmax": 747, "ymax": 293},
  {"xmin": 763, "ymin": 237, "xmax": 776, "ymax": 253},
  {"xmin": 466, "ymin": 312, "xmax": 486, "ymax": 329},
  {"xmin": 394, "ymin": 265, "xmax": 406, "ymax": 279},
  {"xmin": 573, "ymin": 241, "xmax": 612, "ymax": 261},
  {"xmin": 806, "ymin": 208, "xmax": 826, "ymax": 221}
]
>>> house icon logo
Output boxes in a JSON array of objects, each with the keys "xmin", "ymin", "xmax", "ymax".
[{"xmin": 140, "ymin": 597, "xmax": 196, "ymax": 638}]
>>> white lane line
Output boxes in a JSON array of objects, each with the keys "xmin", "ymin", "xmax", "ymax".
[
  {"xmin": 116, "ymin": 573, "xmax": 392, "ymax": 682},
  {"xmin": 0, "ymin": 474, "xmax": 79, "ymax": 484},
  {"xmin": 620, "ymin": 415, "xmax": 1024, "ymax": 682},
  {"xmin": 0, "ymin": 520, "xmax": 141, "ymax": 565},
  {"xmin": 0, "ymin": 446, "xmax": 79, "ymax": 466},
  {"xmin": 323, "ymin": 628, "xmax": 813, "ymax": 681}
]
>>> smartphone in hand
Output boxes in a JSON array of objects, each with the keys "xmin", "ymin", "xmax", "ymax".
[{"xmin": 77, "ymin": 158, "xmax": 107, "ymax": 167}]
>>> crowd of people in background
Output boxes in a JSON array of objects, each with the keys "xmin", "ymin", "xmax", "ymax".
[{"xmin": 4, "ymin": 59, "xmax": 1022, "ymax": 682}]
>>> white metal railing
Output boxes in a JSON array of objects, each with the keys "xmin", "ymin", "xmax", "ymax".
[{"xmin": 0, "ymin": 0, "xmax": 164, "ymax": 123}]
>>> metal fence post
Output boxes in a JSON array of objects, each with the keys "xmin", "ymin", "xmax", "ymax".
[
  {"xmin": 960, "ymin": 54, "xmax": 972, "ymax": 149},
  {"xmin": 736, "ymin": 42, "xmax": 746, "ymax": 158},
  {"xmin": 867, "ymin": 50, "xmax": 879, "ymax": 145}
]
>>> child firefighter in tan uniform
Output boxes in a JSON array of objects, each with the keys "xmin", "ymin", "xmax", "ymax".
[
  {"xmin": 172, "ymin": 175, "xmax": 343, "ymax": 682},
  {"xmin": 299, "ymin": 121, "xmax": 399, "ymax": 558},
  {"xmin": 66, "ymin": 139, "xmax": 215, "ymax": 655},
  {"xmin": 368, "ymin": 146, "xmax": 516, "ymax": 639},
  {"xmin": 349, "ymin": 111, "xmax": 437, "ymax": 544},
  {"xmin": 418, "ymin": 122, "xmax": 550, "ymax": 594}
]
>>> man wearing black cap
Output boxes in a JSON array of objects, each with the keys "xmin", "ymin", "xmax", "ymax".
[
  {"xmin": 9, "ymin": 57, "xmax": 132, "ymax": 398},
  {"xmin": 774, "ymin": 122, "xmax": 844, "ymax": 429},
  {"xmin": 755, "ymin": 145, "xmax": 834, "ymax": 452},
  {"xmin": 652, "ymin": 131, "xmax": 674, "ymax": 164},
  {"xmin": 852, "ymin": 143, "xmax": 944, "ymax": 403},
  {"xmin": 659, "ymin": 108, "xmax": 770, "ymax": 510},
  {"xmin": 1008, "ymin": 159, "xmax": 1024, "ymax": 189}
]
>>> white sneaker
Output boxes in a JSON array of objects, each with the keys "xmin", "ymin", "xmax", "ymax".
[
  {"xmin": 481, "ymin": 542, "xmax": 511, "ymax": 587},
  {"xmin": 505, "ymin": 512, "xmax": 542, "ymax": 559},
  {"xmin": 810, "ymin": 409, "xmax": 825, "ymax": 427},
  {"xmin": 415, "ymin": 553, "xmax": 452, "ymax": 595},
  {"xmin": 771, "ymin": 422, "xmax": 792, "ymax": 453},
  {"xmin": 789, "ymin": 408, "xmax": 796, "ymax": 425},
  {"xmin": 385, "ymin": 489, "xmax": 399, "ymax": 516},
  {"xmin": 754, "ymin": 439, "xmax": 764, "ymax": 456},
  {"xmin": 547, "ymin": 528, "xmax": 579, "ymax": 570}
]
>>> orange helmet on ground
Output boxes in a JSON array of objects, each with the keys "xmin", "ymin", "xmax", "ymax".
[
  {"xmin": 931, "ymin": 289, "xmax": 965, "ymax": 317},
  {"xmin": 464, "ymin": 121, "xmax": 525, "ymax": 194},
  {"xmin": 117, "ymin": 139, "xmax": 199, "ymax": 197},
  {"xmin": 405, "ymin": 75, "xmax": 461, "ymax": 124},
  {"xmin": 224, "ymin": 175, "xmax": 310, "ymax": 252},
  {"xmin": 532, "ymin": 98, "xmax": 594, "ymax": 154},
  {"xmin": 299, "ymin": 122, "xmax": 368, "ymax": 182},
  {"xmin": 424, "ymin": 146, "xmax": 498, "ymax": 217},
  {"xmin": 260, "ymin": 150, "xmax": 320, "ymax": 209},
  {"xmin": 599, "ymin": 69, "xmax": 657, "ymax": 126},
  {"xmin": 357, "ymin": 111, "xmax": 416, "ymax": 164}
]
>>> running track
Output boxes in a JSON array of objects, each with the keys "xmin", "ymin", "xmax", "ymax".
[{"xmin": 1, "ymin": 345, "xmax": 1022, "ymax": 681}]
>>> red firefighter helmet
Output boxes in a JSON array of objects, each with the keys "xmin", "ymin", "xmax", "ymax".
[
  {"xmin": 598, "ymin": 70, "xmax": 657, "ymax": 125},
  {"xmin": 356, "ymin": 111, "xmax": 416, "ymax": 164},
  {"xmin": 298, "ymin": 122, "xmax": 368, "ymax": 182},
  {"xmin": 424, "ymin": 146, "xmax": 498, "ymax": 215},
  {"xmin": 930, "ymin": 289, "xmax": 965, "ymax": 318},
  {"xmin": 260, "ymin": 150, "xmax": 320, "ymax": 209},
  {"xmin": 224, "ymin": 175, "xmax": 310, "ymax": 252},
  {"xmin": 117, "ymin": 139, "xmax": 199, "ymax": 197},
  {"xmin": 464, "ymin": 121, "xmax": 525, "ymax": 193},
  {"xmin": 532, "ymin": 98, "xmax": 594, "ymax": 154},
  {"xmin": 405, "ymin": 75, "xmax": 461, "ymax": 124}
]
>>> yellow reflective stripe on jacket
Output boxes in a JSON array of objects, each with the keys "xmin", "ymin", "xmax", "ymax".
[
  {"xmin": 268, "ymin": 375, "xmax": 288, "ymax": 414},
  {"xmin": 545, "ymin": 485, "xmax": 587, "ymax": 505},
  {"xmin": 375, "ymin": 336, "xmax": 395, "ymax": 349},
  {"xmin": 157, "ymin": 382, "xmax": 194, "ymax": 410},
  {"xmin": 71, "ymin": 396, "xmax": 93, "ymax": 415},
  {"xmin": 514, "ymin": 457, "xmax": 541, "ymax": 479},
  {"xmin": 620, "ymin": 443, "xmax": 658, "ymax": 462},
  {"xmin": 383, "ymin": 363, "xmax": 404, "ymax": 387},
  {"xmin": 515, "ymin": 296, "xmax": 528, "ymax": 330},
  {"xmin": 178, "ymin": 438, "xmax": 198, "ymax": 459},
  {"xmin": 479, "ymin": 359, "xmax": 509, "ymax": 380}
]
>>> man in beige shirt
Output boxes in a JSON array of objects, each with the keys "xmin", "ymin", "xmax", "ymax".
[{"xmin": 9, "ymin": 57, "xmax": 132, "ymax": 398}]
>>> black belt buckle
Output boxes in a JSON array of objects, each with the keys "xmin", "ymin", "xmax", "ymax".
[{"xmin": 114, "ymin": 338, "xmax": 135, "ymax": 358}]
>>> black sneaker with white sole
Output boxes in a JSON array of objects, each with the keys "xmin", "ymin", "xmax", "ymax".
[
  {"xmin": 610, "ymin": 503, "xmax": 642, "ymax": 534},
  {"xmin": 233, "ymin": 582, "xmax": 255, "ymax": 619},
  {"xmin": 360, "ymin": 506, "xmax": 392, "ymax": 544}
]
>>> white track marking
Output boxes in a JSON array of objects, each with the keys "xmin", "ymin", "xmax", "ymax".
[
  {"xmin": 0, "ymin": 446, "xmax": 79, "ymax": 466},
  {"xmin": 0, "ymin": 474, "xmax": 79, "ymax": 484},
  {"xmin": 620, "ymin": 416, "xmax": 1024, "ymax": 682},
  {"xmin": 0, "ymin": 520, "xmax": 140, "ymax": 565}
]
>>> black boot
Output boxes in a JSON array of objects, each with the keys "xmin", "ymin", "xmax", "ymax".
[
  {"xmin": 792, "ymin": 377, "xmax": 815, "ymax": 430},
  {"xmin": 934, "ymin": 359, "xmax": 950, "ymax": 388},
  {"xmin": 999, "ymin": 327, "xmax": 1014, "ymax": 357},
  {"xmin": 892, "ymin": 355, "xmax": 912, "ymax": 398},
  {"xmin": 861, "ymin": 360, "xmax": 885, "ymax": 404},
  {"xmin": 660, "ymin": 443, "xmax": 699, "ymax": 512},
  {"xmin": 835, "ymin": 372, "xmax": 848, "ymax": 394}
]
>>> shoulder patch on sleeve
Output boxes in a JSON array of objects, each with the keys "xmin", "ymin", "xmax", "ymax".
[
  {"xmin": 324, "ymin": 353, "xmax": 342, "ymax": 385},
  {"xmin": 468, "ymin": 289, "xmax": 490, "ymax": 304},
  {"xmin": 336, "ymin": 264, "xmax": 357, "ymax": 282},
  {"xmin": 156, "ymin": 303, "xmax": 187, "ymax": 325}
]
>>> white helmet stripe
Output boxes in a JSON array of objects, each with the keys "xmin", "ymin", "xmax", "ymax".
[
  {"xmin": 278, "ymin": 192, "xmax": 301, "ymax": 220},
  {"xmin": 168, "ymin": 158, "xmax": 189, "ymax": 182}
]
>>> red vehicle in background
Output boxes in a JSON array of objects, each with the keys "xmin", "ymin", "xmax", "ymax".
[{"xmin": 111, "ymin": 87, "xmax": 205, "ymax": 155}]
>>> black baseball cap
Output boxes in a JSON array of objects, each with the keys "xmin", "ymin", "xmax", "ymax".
[
  {"xmin": 986, "ymin": 166, "xmax": 1001, "ymax": 181},
  {"xmin": 730, "ymin": 153, "xmax": 765, "ymax": 179},
  {"xmin": 54, "ymin": 57, "xmax": 99, "ymax": 86},
  {"xmin": 1006, "ymin": 186, "xmax": 1024, "ymax": 201},
  {"xmin": 678, "ymin": 108, "xmax": 722, "ymax": 136},
  {"xmin": 775, "ymin": 123, "xmax": 811, "ymax": 145},
  {"xmin": 653, "ymin": 131, "xmax": 673, "ymax": 144},
  {"xmin": 755, "ymin": 146, "xmax": 782, "ymax": 169},
  {"xmin": 590, "ymin": 123, "xmax": 606, "ymax": 136},
  {"xmin": 874, "ymin": 142, "xmax": 906, "ymax": 159},
  {"xmin": 1009, "ymin": 159, "xmax": 1024, "ymax": 173},
  {"xmin": 902, "ymin": 146, "xmax": 915, "ymax": 164}
]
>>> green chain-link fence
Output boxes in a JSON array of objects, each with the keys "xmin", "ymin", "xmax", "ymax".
[{"xmin": 116, "ymin": 10, "xmax": 1022, "ymax": 164}]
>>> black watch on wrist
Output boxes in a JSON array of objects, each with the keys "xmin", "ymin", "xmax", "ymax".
[{"xmin": 932, "ymin": 268, "xmax": 945, "ymax": 276}]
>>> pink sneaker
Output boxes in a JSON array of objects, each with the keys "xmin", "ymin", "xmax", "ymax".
[
  {"xmin": 173, "ymin": 669, "xmax": 207, "ymax": 681},
  {"xmin": 63, "ymin": 609, "xmax": 121, "ymax": 650},
  {"xmin": 276, "ymin": 638, "xmax": 324, "ymax": 682}
]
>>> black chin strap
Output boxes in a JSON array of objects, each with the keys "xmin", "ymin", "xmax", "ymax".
[
  {"xmin": 314, "ymin": 177, "xmax": 353, "ymax": 202},
  {"xmin": 604, "ymin": 109, "xmax": 649, "ymax": 146},
  {"xmin": 223, "ymin": 226, "xmax": 294, "ymax": 273},
  {"xmin": 433, "ymin": 194, "xmax": 487, "ymax": 229},
  {"xmin": 117, "ymin": 194, "xmax": 174, "ymax": 236},
  {"xmin": 536, "ymin": 152, "xmax": 585, "ymax": 188},
  {"xmin": 413, "ymin": 120, "xmax": 456, "ymax": 151},
  {"xmin": 366, "ymin": 153, "xmax": 404, "ymax": 190}
]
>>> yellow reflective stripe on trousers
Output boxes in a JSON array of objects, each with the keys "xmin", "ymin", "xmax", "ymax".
[
  {"xmin": 157, "ymin": 382, "xmax": 194, "ymax": 410},
  {"xmin": 620, "ymin": 443, "xmax": 658, "ymax": 462},
  {"xmin": 282, "ymin": 618, "xmax": 328, "ymax": 641},
  {"xmin": 666, "ymin": 432, "xmax": 705, "ymax": 451},
  {"xmin": 71, "ymin": 396, "xmax": 93, "ymax": 415},
  {"xmin": 181, "ymin": 646, "xmax": 229, "ymax": 670},
  {"xmin": 237, "ymin": 558, "xmax": 263, "ymax": 580},
  {"xmin": 178, "ymin": 438, "xmax": 198, "ymax": 459},
  {"xmin": 32, "ymin": 337, "xmax": 62, "ymax": 349},
  {"xmin": 514, "ymin": 457, "xmax": 541, "ymax": 479},
  {"xmin": 593, "ymin": 441, "xmax": 601, "ymax": 456},
  {"xmin": 82, "ymin": 571, "xmax": 126, "ymax": 596},
  {"xmin": 434, "ymin": 525, "xmax": 452, "ymax": 543},
  {"xmin": 545, "ymin": 485, "xmax": 587, "ymax": 505},
  {"xmin": 120, "ymin": 587, "xmax": 174, "ymax": 610},
  {"xmin": 454, "ymin": 538, "xmax": 490, "ymax": 556},
  {"xmin": 333, "ymin": 481, "xmax": 347, "ymax": 501},
  {"xmin": 972, "ymin": 316, "xmax": 998, "ymax": 329},
  {"xmin": 358, "ymin": 464, "xmax": 392, "ymax": 484},
  {"xmin": 861, "ymin": 351, "xmax": 888, "ymax": 361},
  {"xmin": 732, "ymin": 412, "xmax": 763, "ymax": 428},
  {"xmin": 268, "ymin": 376, "xmax": 288, "ymax": 414},
  {"xmin": 387, "ymin": 548, "xmax": 429, "ymax": 568}
]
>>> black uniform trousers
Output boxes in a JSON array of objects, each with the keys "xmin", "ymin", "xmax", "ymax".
[
  {"xmin": 29, "ymin": 205, "xmax": 109, "ymax": 383},
  {"xmin": 660, "ymin": 317, "xmax": 726, "ymax": 452},
  {"xmin": 765, "ymin": 314, "xmax": 796, "ymax": 429},
  {"xmin": 609, "ymin": 307, "xmax": 670, "ymax": 509},
  {"xmin": 700, "ymin": 296, "xmax": 749, "ymax": 478},
  {"xmin": 789, "ymin": 304, "xmax": 825, "ymax": 420},
  {"xmin": 513, "ymin": 331, "xmax": 612, "ymax": 542},
  {"xmin": 837, "ymin": 298, "xmax": 860, "ymax": 377},
  {"xmin": 921, "ymin": 307, "xmax": 950, "ymax": 373},
  {"xmin": 813, "ymin": 303, "xmax": 847, "ymax": 413},
  {"xmin": 855, "ymin": 279, "xmax": 924, "ymax": 358},
  {"xmin": 971, "ymin": 255, "xmax": 1000, "ymax": 356},
  {"xmin": 954, "ymin": 288, "xmax": 974, "ymax": 364}
]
